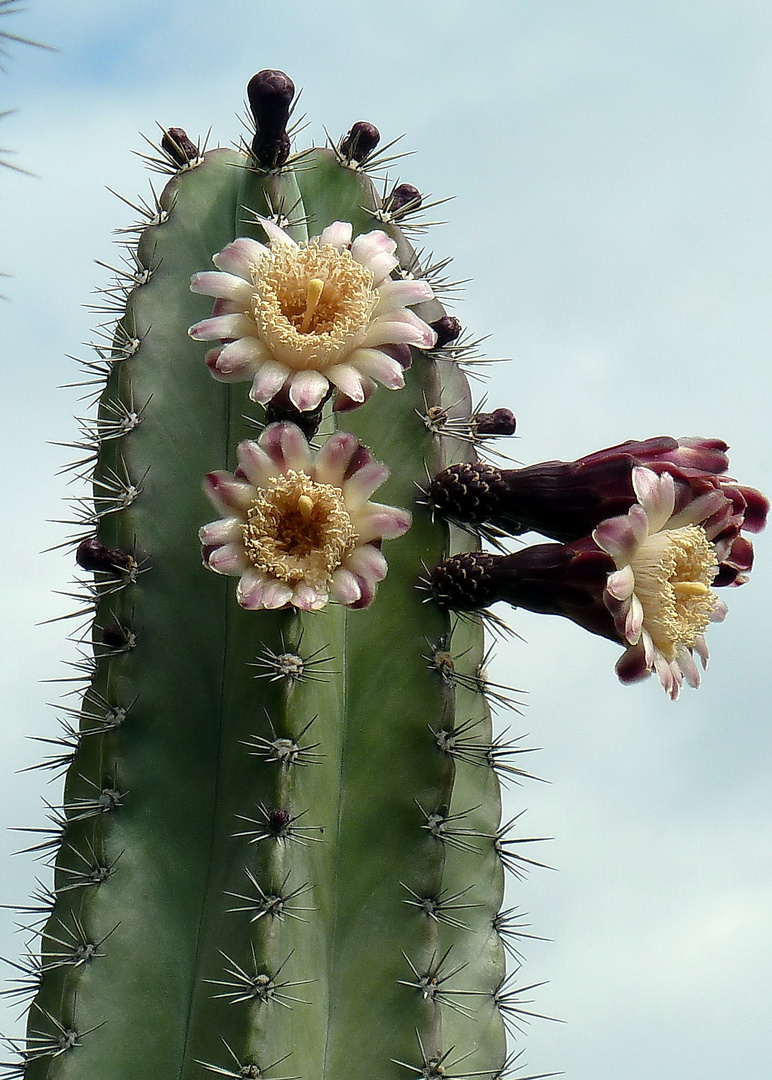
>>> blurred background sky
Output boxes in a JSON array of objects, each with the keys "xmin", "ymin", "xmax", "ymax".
[{"xmin": 1, "ymin": 2, "xmax": 771, "ymax": 1077}]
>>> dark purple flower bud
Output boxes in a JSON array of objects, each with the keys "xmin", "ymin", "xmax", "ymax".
[
  {"xmin": 430, "ymin": 543, "xmax": 618, "ymax": 643},
  {"xmin": 386, "ymin": 183, "xmax": 422, "ymax": 213},
  {"xmin": 161, "ymin": 127, "xmax": 199, "ymax": 167},
  {"xmin": 430, "ymin": 315, "xmax": 462, "ymax": 348},
  {"xmin": 247, "ymin": 69, "xmax": 295, "ymax": 168},
  {"xmin": 429, "ymin": 437, "xmax": 768, "ymax": 558},
  {"xmin": 76, "ymin": 536, "xmax": 134, "ymax": 575},
  {"xmin": 339, "ymin": 121, "xmax": 380, "ymax": 162},
  {"xmin": 474, "ymin": 408, "xmax": 517, "ymax": 437}
]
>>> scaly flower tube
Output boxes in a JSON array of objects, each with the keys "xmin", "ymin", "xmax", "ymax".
[
  {"xmin": 428, "ymin": 435, "xmax": 767, "ymax": 586},
  {"xmin": 188, "ymin": 217, "xmax": 436, "ymax": 411},
  {"xmin": 430, "ymin": 467, "xmax": 763, "ymax": 699},
  {"xmin": 200, "ymin": 422, "xmax": 411, "ymax": 612}
]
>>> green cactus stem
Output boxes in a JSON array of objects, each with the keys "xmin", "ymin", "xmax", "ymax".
[{"xmin": 4, "ymin": 73, "xmax": 546, "ymax": 1080}]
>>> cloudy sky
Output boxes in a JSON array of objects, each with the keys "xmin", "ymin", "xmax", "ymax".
[{"xmin": 1, "ymin": 2, "xmax": 771, "ymax": 1077}]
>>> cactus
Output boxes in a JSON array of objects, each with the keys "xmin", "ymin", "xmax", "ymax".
[{"xmin": 3, "ymin": 72, "xmax": 545, "ymax": 1080}]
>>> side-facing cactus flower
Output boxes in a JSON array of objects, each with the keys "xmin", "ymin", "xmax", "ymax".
[
  {"xmin": 188, "ymin": 217, "xmax": 436, "ymax": 411},
  {"xmin": 200, "ymin": 422, "xmax": 411, "ymax": 611},
  {"xmin": 431, "ymin": 467, "xmax": 761, "ymax": 700},
  {"xmin": 428, "ymin": 436, "xmax": 768, "ymax": 585}
]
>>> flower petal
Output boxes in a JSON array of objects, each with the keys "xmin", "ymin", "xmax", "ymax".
[
  {"xmin": 605, "ymin": 565, "xmax": 635, "ymax": 601},
  {"xmin": 330, "ymin": 567, "xmax": 363, "ymax": 605},
  {"xmin": 347, "ymin": 347, "xmax": 406, "ymax": 390},
  {"xmin": 351, "ymin": 504, "xmax": 412, "ymax": 543},
  {"xmin": 212, "ymin": 237, "xmax": 268, "ymax": 277},
  {"xmin": 260, "ymin": 422, "xmax": 312, "ymax": 474},
  {"xmin": 374, "ymin": 278, "xmax": 434, "ymax": 312},
  {"xmin": 190, "ymin": 271, "xmax": 253, "ymax": 306},
  {"xmin": 198, "ymin": 517, "xmax": 243, "ymax": 546},
  {"xmin": 249, "ymin": 361, "xmax": 292, "ymax": 404},
  {"xmin": 203, "ymin": 472, "xmax": 256, "ymax": 515},
  {"xmin": 319, "ymin": 221, "xmax": 353, "ymax": 248},
  {"xmin": 287, "ymin": 369, "xmax": 330, "ymax": 412},
  {"xmin": 237, "ymin": 568, "xmax": 269, "ymax": 609},
  {"xmin": 207, "ymin": 542, "xmax": 250, "ymax": 576},
  {"xmin": 632, "ymin": 467, "xmax": 674, "ymax": 532},
  {"xmin": 188, "ymin": 313, "xmax": 256, "ymax": 342},
  {"xmin": 342, "ymin": 461, "xmax": 390, "ymax": 510},
  {"xmin": 325, "ymin": 363, "xmax": 369, "ymax": 402},
  {"xmin": 236, "ymin": 440, "xmax": 279, "ymax": 489},
  {"xmin": 313, "ymin": 432, "xmax": 364, "ymax": 486},
  {"xmin": 255, "ymin": 215, "xmax": 297, "ymax": 247}
]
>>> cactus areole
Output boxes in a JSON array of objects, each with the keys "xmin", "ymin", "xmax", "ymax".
[{"xmin": 6, "ymin": 70, "xmax": 765, "ymax": 1080}]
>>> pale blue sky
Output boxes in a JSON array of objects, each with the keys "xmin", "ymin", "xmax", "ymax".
[{"xmin": 2, "ymin": 3, "xmax": 771, "ymax": 1077}]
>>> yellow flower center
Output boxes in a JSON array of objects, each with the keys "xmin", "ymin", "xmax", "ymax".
[
  {"xmin": 242, "ymin": 470, "xmax": 358, "ymax": 592},
  {"xmin": 630, "ymin": 524, "xmax": 718, "ymax": 661},
  {"xmin": 249, "ymin": 242, "xmax": 377, "ymax": 371}
]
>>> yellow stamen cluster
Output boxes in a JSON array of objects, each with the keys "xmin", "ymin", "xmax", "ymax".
[
  {"xmin": 242, "ymin": 470, "xmax": 358, "ymax": 592},
  {"xmin": 630, "ymin": 524, "xmax": 718, "ymax": 660},
  {"xmin": 249, "ymin": 243, "xmax": 377, "ymax": 370}
]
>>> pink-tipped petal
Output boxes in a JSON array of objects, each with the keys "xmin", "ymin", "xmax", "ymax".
[
  {"xmin": 362, "ymin": 314, "xmax": 435, "ymax": 350},
  {"xmin": 206, "ymin": 542, "xmax": 250, "ymax": 576},
  {"xmin": 292, "ymin": 582, "xmax": 327, "ymax": 611},
  {"xmin": 216, "ymin": 337, "xmax": 270, "ymax": 377},
  {"xmin": 287, "ymin": 369, "xmax": 331, "ymax": 412},
  {"xmin": 255, "ymin": 215, "xmax": 297, "ymax": 247},
  {"xmin": 710, "ymin": 599, "xmax": 729, "ymax": 623},
  {"xmin": 351, "ymin": 504, "xmax": 412, "ymax": 543},
  {"xmin": 605, "ymin": 565, "xmax": 635, "ymax": 601},
  {"xmin": 633, "ymin": 467, "xmax": 674, "ymax": 531},
  {"xmin": 212, "ymin": 237, "xmax": 267, "ymax": 277},
  {"xmin": 344, "ymin": 543, "xmax": 389, "ymax": 584},
  {"xmin": 190, "ymin": 271, "xmax": 253, "ymax": 306},
  {"xmin": 325, "ymin": 364, "xmax": 368, "ymax": 402},
  {"xmin": 236, "ymin": 568, "xmax": 268, "ymax": 609},
  {"xmin": 374, "ymin": 278, "xmax": 434, "ymax": 311},
  {"xmin": 330, "ymin": 568, "xmax": 363, "ymax": 605},
  {"xmin": 351, "ymin": 229, "xmax": 397, "ymax": 268},
  {"xmin": 347, "ymin": 348, "xmax": 406, "ymax": 389},
  {"xmin": 332, "ymin": 377, "xmax": 377, "ymax": 412},
  {"xmin": 342, "ymin": 461, "xmax": 390, "ymax": 510},
  {"xmin": 677, "ymin": 647, "xmax": 701, "ymax": 688},
  {"xmin": 694, "ymin": 634, "xmax": 710, "ymax": 668},
  {"xmin": 312, "ymin": 431, "xmax": 363, "ymax": 486},
  {"xmin": 319, "ymin": 221, "xmax": 353, "ymax": 248},
  {"xmin": 203, "ymin": 472, "xmax": 256, "ymax": 516},
  {"xmin": 236, "ymin": 440, "xmax": 279, "ymax": 488},
  {"xmin": 249, "ymin": 361, "xmax": 292, "ymax": 403},
  {"xmin": 261, "ymin": 580, "xmax": 294, "ymax": 609},
  {"xmin": 259, "ymin": 422, "xmax": 312, "ymax": 474},
  {"xmin": 188, "ymin": 313, "xmax": 256, "ymax": 342},
  {"xmin": 624, "ymin": 593, "xmax": 644, "ymax": 644},
  {"xmin": 198, "ymin": 517, "xmax": 243, "ymax": 546},
  {"xmin": 593, "ymin": 512, "xmax": 643, "ymax": 565}
]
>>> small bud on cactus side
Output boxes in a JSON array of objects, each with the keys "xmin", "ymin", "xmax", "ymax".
[
  {"xmin": 160, "ymin": 127, "xmax": 200, "ymax": 167},
  {"xmin": 246, "ymin": 68, "xmax": 296, "ymax": 167},
  {"xmin": 339, "ymin": 120, "xmax": 380, "ymax": 162},
  {"xmin": 430, "ymin": 314, "xmax": 462, "ymax": 347},
  {"xmin": 475, "ymin": 408, "xmax": 517, "ymax": 437},
  {"xmin": 76, "ymin": 535, "xmax": 134, "ymax": 574},
  {"xmin": 386, "ymin": 182, "xmax": 422, "ymax": 213}
]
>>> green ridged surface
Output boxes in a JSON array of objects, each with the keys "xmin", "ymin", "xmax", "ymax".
[{"xmin": 19, "ymin": 124, "xmax": 513, "ymax": 1080}]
